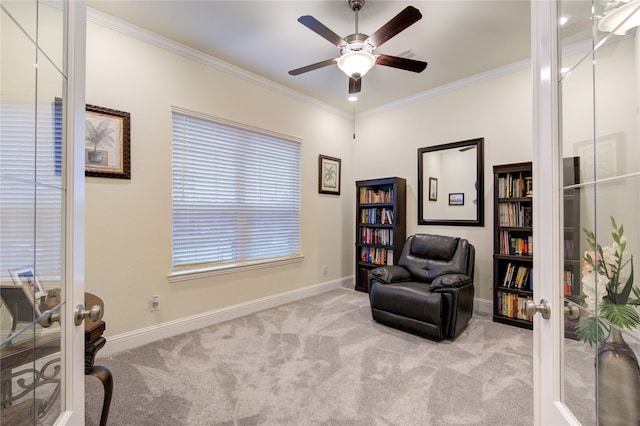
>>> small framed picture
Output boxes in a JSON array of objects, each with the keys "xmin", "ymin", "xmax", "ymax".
[
  {"xmin": 85, "ymin": 104, "xmax": 131, "ymax": 179},
  {"xmin": 9, "ymin": 266, "xmax": 45, "ymax": 298},
  {"xmin": 4, "ymin": 267, "xmax": 46, "ymax": 333},
  {"xmin": 318, "ymin": 154, "xmax": 341, "ymax": 195},
  {"xmin": 428, "ymin": 177, "xmax": 438, "ymax": 201},
  {"xmin": 449, "ymin": 193, "xmax": 465, "ymax": 206}
]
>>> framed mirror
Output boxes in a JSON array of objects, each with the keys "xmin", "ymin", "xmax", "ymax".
[{"xmin": 418, "ymin": 138, "xmax": 484, "ymax": 226}]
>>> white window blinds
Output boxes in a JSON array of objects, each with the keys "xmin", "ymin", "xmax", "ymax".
[
  {"xmin": 0, "ymin": 100, "xmax": 63, "ymax": 281},
  {"xmin": 171, "ymin": 109, "xmax": 301, "ymax": 272}
]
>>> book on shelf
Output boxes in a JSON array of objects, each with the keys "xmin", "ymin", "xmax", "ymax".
[
  {"xmin": 360, "ymin": 208, "xmax": 394, "ymax": 225},
  {"xmin": 360, "ymin": 247, "xmax": 394, "ymax": 266},
  {"xmin": 497, "ymin": 172, "xmax": 531, "ymax": 199},
  {"xmin": 501, "ymin": 264, "xmax": 532, "ymax": 290},
  {"xmin": 498, "ymin": 203, "xmax": 533, "ymax": 227},
  {"xmin": 497, "ymin": 291, "xmax": 534, "ymax": 321},
  {"xmin": 359, "ymin": 187, "xmax": 394, "ymax": 204},
  {"xmin": 499, "ymin": 232, "xmax": 532, "ymax": 256},
  {"xmin": 564, "ymin": 239, "xmax": 575, "ymax": 258},
  {"xmin": 563, "ymin": 270, "xmax": 574, "ymax": 296},
  {"xmin": 360, "ymin": 228, "xmax": 394, "ymax": 245},
  {"xmin": 509, "ymin": 236, "xmax": 532, "ymax": 256}
]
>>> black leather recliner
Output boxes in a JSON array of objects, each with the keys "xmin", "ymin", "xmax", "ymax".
[{"xmin": 368, "ymin": 234, "xmax": 475, "ymax": 341}]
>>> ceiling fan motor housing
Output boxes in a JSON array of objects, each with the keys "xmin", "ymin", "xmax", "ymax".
[
  {"xmin": 343, "ymin": 33, "xmax": 374, "ymax": 52},
  {"xmin": 349, "ymin": 0, "xmax": 365, "ymax": 12}
]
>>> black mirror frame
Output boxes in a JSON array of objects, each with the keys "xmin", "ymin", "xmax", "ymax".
[{"xmin": 418, "ymin": 138, "xmax": 484, "ymax": 227}]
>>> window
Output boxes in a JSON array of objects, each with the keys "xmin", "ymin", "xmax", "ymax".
[
  {"xmin": 0, "ymin": 100, "xmax": 63, "ymax": 281},
  {"xmin": 171, "ymin": 108, "xmax": 302, "ymax": 279}
]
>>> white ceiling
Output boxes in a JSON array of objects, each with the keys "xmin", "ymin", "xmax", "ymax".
[{"xmin": 86, "ymin": 0, "xmax": 533, "ymax": 114}]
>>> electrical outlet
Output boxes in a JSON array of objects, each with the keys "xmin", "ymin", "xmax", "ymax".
[
  {"xmin": 149, "ymin": 295, "xmax": 160, "ymax": 311},
  {"xmin": 322, "ymin": 265, "xmax": 327, "ymax": 275},
  {"xmin": 489, "ymin": 278, "xmax": 493, "ymax": 290}
]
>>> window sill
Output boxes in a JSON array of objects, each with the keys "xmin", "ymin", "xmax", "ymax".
[{"xmin": 168, "ymin": 254, "xmax": 305, "ymax": 283}]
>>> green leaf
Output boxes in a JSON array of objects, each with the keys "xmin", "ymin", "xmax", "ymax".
[
  {"xmin": 600, "ymin": 301, "xmax": 640, "ymax": 330},
  {"xmin": 616, "ymin": 258, "xmax": 635, "ymax": 304},
  {"xmin": 577, "ymin": 316, "xmax": 607, "ymax": 347}
]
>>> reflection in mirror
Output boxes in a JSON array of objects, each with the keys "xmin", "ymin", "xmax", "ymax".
[{"xmin": 418, "ymin": 138, "xmax": 484, "ymax": 226}]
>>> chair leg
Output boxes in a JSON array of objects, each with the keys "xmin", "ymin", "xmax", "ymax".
[{"xmin": 86, "ymin": 365, "xmax": 113, "ymax": 426}]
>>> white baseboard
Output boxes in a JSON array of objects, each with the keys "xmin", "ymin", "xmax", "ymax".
[
  {"xmin": 99, "ymin": 277, "xmax": 350, "ymax": 357},
  {"xmin": 474, "ymin": 297, "xmax": 492, "ymax": 315}
]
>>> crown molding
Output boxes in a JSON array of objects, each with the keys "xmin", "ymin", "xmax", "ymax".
[
  {"xmin": 357, "ymin": 58, "xmax": 532, "ymax": 119},
  {"xmin": 87, "ymin": 7, "xmax": 596, "ymax": 121}
]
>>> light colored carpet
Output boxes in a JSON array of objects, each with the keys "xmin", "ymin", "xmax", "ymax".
[{"xmin": 85, "ymin": 288, "xmax": 595, "ymax": 425}]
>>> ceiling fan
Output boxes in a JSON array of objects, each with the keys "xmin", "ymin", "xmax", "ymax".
[{"xmin": 288, "ymin": 0, "xmax": 428, "ymax": 95}]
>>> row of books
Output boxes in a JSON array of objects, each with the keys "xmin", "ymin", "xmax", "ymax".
[
  {"xmin": 497, "ymin": 172, "xmax": 533, "ymax": 198},
  {"xmin": 359, "ymin": 208, "xmax": 394, "ymax": 225},
  {"xmin": 359, "ymin": 187, "xmax": 394, "ymax": 204},
  {"xmin": 496, "ymin": 291, "xmax": 534, "ymax": 321},
  {"xmin": 497, "ymin": 202, "xmax": 532, "ymax": 227},
  {"xmin": 360, "ymin": 247, "xmax": 394, "ymax": 266},
  {"xmin": 564, "ymin": 239, "xmax": 575, "ymax": 258},
  {"xmin": 499, "ymin": 232, "xmax": 533, "ymax": 256},
  {"xmin": 501, "ymin": 263, "xmax": 532, "ymax": 290},
  {"xmin": 564, "ymin": 270, "xmax": 575, "ymax": 296},
  {"xmin": 360, "ymin": 227, "xmax": 394, "ymax": 245}
]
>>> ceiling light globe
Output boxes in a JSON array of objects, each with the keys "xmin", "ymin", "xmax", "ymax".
[{"xmin": 337, "ymin": 51, "xmax": 375, "ymax": 79}]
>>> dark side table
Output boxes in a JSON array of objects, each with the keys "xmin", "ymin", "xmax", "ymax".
[{"xmin": 0, "ymin": 292, "xmax": 112, "ymax": 425}]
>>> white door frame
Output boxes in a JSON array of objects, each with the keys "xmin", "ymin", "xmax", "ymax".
[
  {"xmin": 531, "ymin": 1, "xmax": 580, "ymax": 424},
  {"xmin": 58, "ymin": 0, "xmax": 86, "ymax": 423}
]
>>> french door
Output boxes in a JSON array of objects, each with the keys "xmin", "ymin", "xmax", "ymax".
[
  {"xmin": 1, "ymin": 0, "xmax": 86, "ymax": 423},
  {"xmin": 533, "ymin": 0, "xmax": 640, "ymax": 424}
]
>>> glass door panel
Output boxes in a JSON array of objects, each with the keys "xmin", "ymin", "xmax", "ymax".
[
  {"xmin": 1, "ymin": 0, "xmax": 67, "ymax": 423},
  {"xmin": 559, "ymin": 0, "xmax": 640, "ymax": 423}
]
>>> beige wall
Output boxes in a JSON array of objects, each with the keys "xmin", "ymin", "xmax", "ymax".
[
  {"xmin": 353, "ymin": 69, "xmax": 533, "ymax": 302},
  {"xmin": 85, "ymin": 21, "xmax": 354, "ymax": 337}
]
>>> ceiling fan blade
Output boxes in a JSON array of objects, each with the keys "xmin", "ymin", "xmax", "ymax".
[
  {"xmin": 349, "ymin": 77, "xmax": 361, "ymax": 94},
  {"xmin": 298, "ymin": 15, "xmax": 347, "ymax": 47},
  {"xmin": 288, "ymin": 58, "xmax": 337, "ymax": 76},
  {"xmin": 376, "ymin": 54, "xmax": 427, "ymax": 73},
  {"xmin": 367, "ymin": 6, "xmax": 422, "ymax": 48}
]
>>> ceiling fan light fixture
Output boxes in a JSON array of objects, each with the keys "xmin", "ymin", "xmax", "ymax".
[{"xmin": 337, "ymin": 51, "xmax": 376, "ymax": 79}]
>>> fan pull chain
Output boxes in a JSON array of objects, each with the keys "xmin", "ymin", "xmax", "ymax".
[{"xmin": 353, "ymin": 103, "xmax": 356, "ymax": 139}]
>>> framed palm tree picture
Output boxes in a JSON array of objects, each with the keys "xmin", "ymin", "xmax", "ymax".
[
  {"xmin": 318, "ymin": 154, "xmax": 341, "ymax": 195},
  {"xmin": 85, "ymin": 104, "xmax": 131, "ymax": 179}
]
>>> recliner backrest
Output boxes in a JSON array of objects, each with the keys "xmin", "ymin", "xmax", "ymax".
[{"xmin": 398, "ymin": 234, "xmax": 472, "ymax": 283}]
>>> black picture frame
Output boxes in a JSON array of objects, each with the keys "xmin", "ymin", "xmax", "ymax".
[
  {"xmin": 428, "ymin": 177, "xmax": 438, "ymax": 201},
  {"xmin": 449, "ymin": 193, "xmax": 465, "ymax": 205},
  {"xmin": 85, "ymin": 104, "xmax": 131, "ymax": 179},
  {"xmin": 318, "ymin": 154, "xmax": 341, "ymax": 195}
]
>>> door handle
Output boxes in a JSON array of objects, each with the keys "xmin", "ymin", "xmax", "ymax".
[
  {"xmin": 39, "ymin": 304, "xmax": 62, "ymax": 328},
  {"xmin": 564, "ymin": 303, "xmax": 580, "ymax": 320},
  {"xmin": 525, "ymin": 299, "xmax": 551, "ymax": 319},
  {"xmin": 74, "ymin": 304, "xmax": 103, "ymax": 326}
]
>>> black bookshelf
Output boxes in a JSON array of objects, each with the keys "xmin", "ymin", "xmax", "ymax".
[
  {"xmin": 563, "ymin": 157, "xmax": 581, "ymax": 339},
  {"xmin": 355, "ymin": 177, "xmax": 406, "ymax": 292},
  {"xmin": 493, "ymin": 162, "xmax": 534, "ymax": 329},
  {"xmin": 492, "ymin": 159, "xmax": 581, "ymax": 332}
]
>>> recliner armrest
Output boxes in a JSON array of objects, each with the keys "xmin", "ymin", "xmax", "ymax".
[
  {"xmin": 369, "ymin": 265, "xmax": 411, "ymax": 284},
  {"xmin": 430, "ymin": 273, "xmax": 472, "ymax": 290}
]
